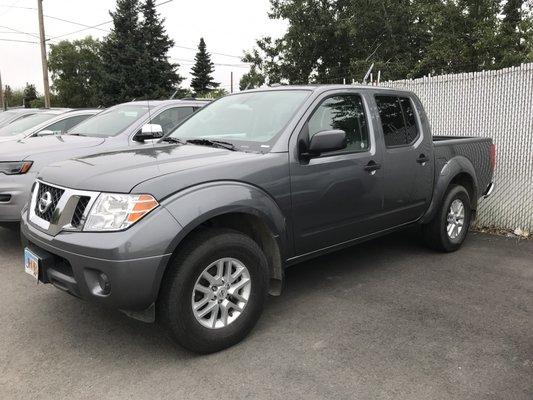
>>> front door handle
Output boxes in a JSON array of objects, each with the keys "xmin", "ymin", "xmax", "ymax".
[
  {"xmin": 364, "ymin": 161, "xmax": 381, "ymax": 174},
  {"xmin": 416, "ymin": 154, "xmax": 430, "ymax": 164}
]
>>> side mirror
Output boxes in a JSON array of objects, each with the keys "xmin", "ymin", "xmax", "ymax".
[
  {"xmin": 306, "ymin": 129, "xmax": 347, "ymax": 156},
  {"xmin": 134, "ymin": 124, "xmax": 163, "ymax": 142}
]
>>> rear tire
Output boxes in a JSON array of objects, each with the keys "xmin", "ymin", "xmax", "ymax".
[
  {"xmin": 422, "ymin": 185, "xmax": 472, "ymax": 252},
  {"xmin": 157, "ymin": 228, "xmax": 269, "ymax": 354}
]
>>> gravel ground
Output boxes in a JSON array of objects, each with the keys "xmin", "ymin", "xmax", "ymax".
[{"xmin": 0, "ymin": 226, "xmax": 531, "ymax": 400}]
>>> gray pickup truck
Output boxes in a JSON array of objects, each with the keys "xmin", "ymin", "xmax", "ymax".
[{"xmin": 21, "ymin": 86, "xmax": 495, "ymax": 353}]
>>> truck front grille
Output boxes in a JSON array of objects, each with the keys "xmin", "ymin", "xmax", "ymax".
[
  {"xmin": 34, "ymin": 183, "xmax": 65, "ymax": 222},
  {"xmin": 71, "ymin": 196, "xmax": 91, "ymax": 228}
]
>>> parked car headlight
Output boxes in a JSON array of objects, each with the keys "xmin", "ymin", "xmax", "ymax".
[
  {"xmin": 0, "ymin": 161, "xmax": 33, "ymax": 175},
  {"xmin": 84, "ymin": 193, "xmax": 159, "ymax": 231}
]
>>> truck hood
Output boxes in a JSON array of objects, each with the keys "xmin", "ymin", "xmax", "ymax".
[
  {"xmin": 0, "ymin": 135, "xmax": 106, "ymax": 161},
  {"xmin": 39, "ymin": 143, "xmax": 263, "ymax": 194}
]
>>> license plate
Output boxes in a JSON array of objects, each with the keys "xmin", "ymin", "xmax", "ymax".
[{"xmin": 24, "ymin": 248, "xmax": 39, "ymax": 281}]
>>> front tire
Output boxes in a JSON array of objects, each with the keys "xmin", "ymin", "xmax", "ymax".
[
  {"xmin": 157, "ymin": 229, "xmax": 269, "ymax": 354},
  {"xmin": 423, "ymin": 184, "xmax": 472, "ymax": 252}
]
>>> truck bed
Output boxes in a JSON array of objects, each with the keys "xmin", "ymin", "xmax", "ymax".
[{"xmin": 432, "ymin": 135, "xmax": 494, "ymax": 198}]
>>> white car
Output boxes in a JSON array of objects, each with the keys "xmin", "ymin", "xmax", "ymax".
[{"xmin": 0, "ymin": 109, "xmax": 100, "ymax": 143}]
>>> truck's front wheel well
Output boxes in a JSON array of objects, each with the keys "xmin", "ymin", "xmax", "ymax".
[{"xmin": 177, "ymin": 213, "xmax": 284, "ymax": 296}]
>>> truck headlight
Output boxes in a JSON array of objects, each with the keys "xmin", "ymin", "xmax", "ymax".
[
  {"xmin": 84, "ymin": 193, "xmax": 159, "ymax": 232},
  {"xmin": 0, "ymin": 161, "xmax": 33, "ymax": 175}
]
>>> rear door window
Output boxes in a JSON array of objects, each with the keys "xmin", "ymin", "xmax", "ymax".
[{"xmin": 375, "ymin": 95, "xmax": 419, "ymax": 147}]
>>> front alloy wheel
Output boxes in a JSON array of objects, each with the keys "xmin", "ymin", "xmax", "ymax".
[
  {"xmin": 158, "ymin": 229, "xmax": 269, "ymax": 353},
  {"xmin": 192, "ymin": 258, "xmax": 251, "ymax": 329}
]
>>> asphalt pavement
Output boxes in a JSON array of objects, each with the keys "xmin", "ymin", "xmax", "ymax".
[{"xmin": 0, "ymin": 226, "xmax": 531, "ymax": 400}]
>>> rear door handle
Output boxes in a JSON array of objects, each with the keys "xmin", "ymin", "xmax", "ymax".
[
  {"xmin": 364, "ymin": 161, "xmax": 381, "ymax": 173},
  {"xmin": 416, "ymin": 154, "xmax": 430, "ymax": 164}
]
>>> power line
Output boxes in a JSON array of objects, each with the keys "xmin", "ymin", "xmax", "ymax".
[
  {"xmin": 47, "ymin": 21, "xmax": 112, "ymax": 41},
  {"xmin": 0, "ymin": 37, "xmax": 38, "ymax": 43},
  {"xmin": 0, "ymin": 0, "xmax": 22, "ymax": 17},
  {"xmin": 0, "ymin": 24, "xmax": 40, "ymax": 39},
  {"xmin": 45, "ymin": 0, "xmax": 175, "ymax": 41}
]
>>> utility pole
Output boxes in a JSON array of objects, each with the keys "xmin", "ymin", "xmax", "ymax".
[
  {"xmin": 230, "ymin": 71, "xmax": 234, "ymax": 93},
  {"xmin": 37, "ymin": 0, "xmax": 51, "ymax": 108},
  {"xmin": 0, "ymin": 70, "xmax": 4, "ymax": 110}
]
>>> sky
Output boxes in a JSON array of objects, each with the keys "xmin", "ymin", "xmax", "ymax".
[{"xmin": 0, "ymin": 0, "xmax": 287, "ymax": 93}]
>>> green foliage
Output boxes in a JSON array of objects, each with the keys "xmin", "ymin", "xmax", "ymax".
[
  {"xmin": 243, "ymin": 0, "xmax": 533, "ymax": 84},
  {"xmin": 48, "ymin": 37, "xmax": 104, "ymax": 107},
  {"xmin": 100, "ymin": 0, "xmax": 145, "ymax": 106},
  {"xmin": 23, "ymin": 83, "xmax": 37, "ymax": 108},
  {"xmin": 3, "ymin": 85, "xmax": 24, "ymax": 108},
  {"xmin": 198, "ymin": 88, "xmax": 228, "ymax": 99},
  {"xmin": 74, "ymin": 0, "xmax": 184, "ymax": 106},
  {"xmin": 495, "ymin": 0, "xmax": 532, "ymax": 68},
  {"xmin": 190, "ymin": 38, "xmax": 219, "ymax": 94},
  {"xmin": 139, "ymin": 0, "xmax": 183, "ymax": 98}
]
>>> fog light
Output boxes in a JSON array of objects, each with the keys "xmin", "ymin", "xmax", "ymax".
[{"xmin": 97, "ymin": 272, "xmax": 111, "ymax": 295}]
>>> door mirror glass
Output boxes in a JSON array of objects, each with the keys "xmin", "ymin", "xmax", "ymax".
[
  {"xmin": 308, "ymin": 129, "xmax": 347, "ymax": 155},
  {"xmin": 135, "ymin": 123, "xmax": 163, "ymax": 142}
]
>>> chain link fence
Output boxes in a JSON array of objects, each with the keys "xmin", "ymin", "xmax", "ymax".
[{"xmin": 382, "ymin": 63, "xmax": 533, "ymax": 232}]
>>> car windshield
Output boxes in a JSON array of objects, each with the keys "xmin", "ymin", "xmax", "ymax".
[
  {"xmin": 68, "ymin": 104, "xmax": 151, "ymax": 137},
  {"xmin": 0, "ymin": 113, "xmax": 55, "ymax": 137},
  {"xmin": 167, "ymin": 90, "xmax": 310, "ymax": 151},
  {"xmin": 0, "ymin": 111, "xmax": 18, "ymax": 126}
]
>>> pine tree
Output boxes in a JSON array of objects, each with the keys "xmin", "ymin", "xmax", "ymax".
[
  {"xmin": 100, "ymin": 0, "xmax": 145, "ymax": 106},
  {"xmin": 190, "ymin": 38, "xmax": 219, "ymax": 95},
  {"xmin": 496, "ymin": 0, "xmax": 528, "ymax": 68},
  {"xmin": 23, "ymin": 83, "xmax": 37, "ymax": 108},
  {"xmin": 140, "ymin": 0, "xmax": 183, "ymax": 98}
]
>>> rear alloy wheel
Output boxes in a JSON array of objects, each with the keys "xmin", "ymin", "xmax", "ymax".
[
  {"xmin": 423, "ymin": 184, "xmax": 472, "ymax": 252},
  {"xmin": 158, "ymin": 229, "xmax": 269, "ymax": 354},
  {"xmin": 446, "ymin": 199, "xmax": 466, "ymax": 240}
]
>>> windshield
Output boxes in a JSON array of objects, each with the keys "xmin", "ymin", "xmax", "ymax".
[
  {"xmin": 167, "ymin": 90, "xmax": 310, "ymax": 151},
  {"xmin": 0, "ymin": 113, "xmax": 55, "ymax": 137},
  {"xmin": 0, "ymin": 111, "xmax": 18, "ymax": 126},
  {"xmin": 68, "ymin": 104, "xmax": 151, "ymax": 137}
]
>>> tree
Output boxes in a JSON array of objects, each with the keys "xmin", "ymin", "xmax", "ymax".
[
  {"xmin": 239, "ymin": 67, "xmax": 265, "ymax": 90},
  {"xmin": 245, "ymin": 0, "xmax": 533, "ymax": 84},
  {"xmin": 23, "ymin": 83, "xmax": 37, "ymax": 108},
  {"xmin": 48, "ymin": 37, "xmax": 104, "ymax": 107},
  {"xmin": 190, "ymin": 38, "xmax": 219, "ymax": 95},
  {"xmin": 100, "ymin": 0, "xmax": 145, "ymax": 105},
  {"xmin": 140, "ymin": 0, "xmax": 183, "ymax": 98},
  {"xmin": 495, "ymin": 0, "xmax": 531, "ymax": 68}
]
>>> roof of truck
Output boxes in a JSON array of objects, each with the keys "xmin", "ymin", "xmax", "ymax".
[{"xmin": 244, "ymin": 84, "xmax": 413, "ymax": 94}]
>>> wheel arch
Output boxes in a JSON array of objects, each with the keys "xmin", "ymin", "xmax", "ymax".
[
  {"xmin": 421, "ymin": 156, "xmax": 479, "ymax": 224},
  {"xmin": 156, "ymin": 182, "xmax": 289, "ymax": 297}
]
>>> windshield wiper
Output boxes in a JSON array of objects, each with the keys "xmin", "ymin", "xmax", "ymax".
[
  {"xmin": 68, "ymin": 133, "xmax": 87, "ymax": 136},
  {"xmin": 161, "ymin": 136, "xmax": 185, "ymax": 144},
  {"xmin": 186, "ymin": 138, "xmax": 237, "ymax": 151}
]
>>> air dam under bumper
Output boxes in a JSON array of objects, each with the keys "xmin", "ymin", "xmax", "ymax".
[{"xmin": 20, "ymin": 207, "xmax": 180, "ymax": 311}]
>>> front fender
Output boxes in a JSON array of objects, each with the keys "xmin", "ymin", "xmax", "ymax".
[
  {"xmin": 421, "ymin": 156, "xmax": 479, "ymax": 224},
  {"xmin": 161, "ymin": 181, "xmax": 289, "ymax": 257}
]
